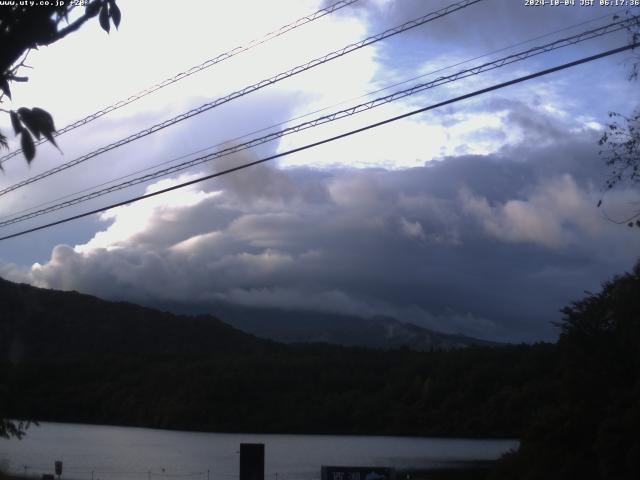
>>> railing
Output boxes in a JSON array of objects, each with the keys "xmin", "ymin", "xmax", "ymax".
[{"xmin": 6, "ymin": 467, "xmax": 283, "ymax": 480}]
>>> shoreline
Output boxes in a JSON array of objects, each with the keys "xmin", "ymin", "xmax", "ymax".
[
  {"xmin": 9, "ymin": 419, "xmax": 518, "ymax": 441},
  {"xmin": 2, "ymin": 464, "xmax": 496, "ymax": 480},
  {"xmin": 399, "ymin": 463, "xmax": 494, "ymax": 479}
]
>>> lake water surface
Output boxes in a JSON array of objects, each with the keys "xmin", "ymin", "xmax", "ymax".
[{"xmin": 0, "ymin": 423, "xmax": 518, "ymax": 480}]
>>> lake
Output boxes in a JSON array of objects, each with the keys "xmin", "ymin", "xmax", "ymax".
[{"xmin": 0, "ymin": 423, "xmax": 518, "ymax": 480}]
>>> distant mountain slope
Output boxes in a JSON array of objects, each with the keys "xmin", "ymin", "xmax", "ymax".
[
  {"xmin": 203, "ymin": 305, "xmax": 501, "ymax": 350},
  {"xmin": 0, "ymin": 276, "xmax": 498, "ymax": 366},
  {"xmin": 0, "ymin": 277, "xmax": 273, "ymax": 363}
]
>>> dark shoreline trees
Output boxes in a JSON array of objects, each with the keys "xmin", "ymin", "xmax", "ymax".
[{"xmin": 493, "ymin": 262, "xmax": 640, "ymax": 480}]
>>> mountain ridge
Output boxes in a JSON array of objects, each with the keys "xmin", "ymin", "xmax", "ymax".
[
  {"xmin": 206, "ymin": 305, "xmax": 502, "ymax": 350},
  {"xmin": 0, "ymin": 277, "xmax": 274, "ymax": 362},
  {"xmin": 0, "ymin": 277, "xmax": 499, "ymax": 358}
]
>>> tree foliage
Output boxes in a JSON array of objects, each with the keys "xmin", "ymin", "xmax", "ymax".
[
  {"xmin": 0, "ymin": 0, "xmax": 121, "ymax": 439},
  {"xmin": 0, "ymin": 0, "xmax": 121, "ymax": 165},
  {"xmin": 492, "ymin": 262, "xmax": 640, "ymax": 480},
  {"xmin": 0, "ymin": 419, "xmax": 30, "ymax": 440},
  {"xmin": 598, "ymin": 12, "xmax": 640, "ymax": 226},
  {"xmin": 2, "ymin": 345, "xmax": 559, "ymax": 439}
]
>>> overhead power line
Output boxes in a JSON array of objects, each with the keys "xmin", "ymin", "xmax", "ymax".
[
  {"xmin": 359, "ymin": 6, "xmax": 636, "ymax": 102},
  {"xmin": 0, "ymin": 0, "xmax": 361, "ymax": 166},
  {"xmin": 0, "ymin": 0, "xmax": 484, "ymax": 198},
  {"xmin": 1, "ymin": 9, "xmax": 633, "ymax": 225},
  {"xmin": 0, "ymin": 43, "xmax": 634, "ymax": 243},
  {"xmin": 2, "ymin": 6, "xmax": 634, "ymax": 230},
  {"xmin": 0, "ymin": 16, "xmax": 632, "ymax": 229}
]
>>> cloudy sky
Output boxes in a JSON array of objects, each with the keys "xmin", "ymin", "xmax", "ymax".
[{"xmin": 1, "ymin": 0, "xmax": 640, "ymax": 342}]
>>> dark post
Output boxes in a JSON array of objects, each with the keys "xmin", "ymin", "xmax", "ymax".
[
  {"xmin": 239, "ymin": 443, "xmax": 264, "ymax": 480},
  {"xmin": 54, "ymin": 461, "xmax": 63, "ymax": 480}
]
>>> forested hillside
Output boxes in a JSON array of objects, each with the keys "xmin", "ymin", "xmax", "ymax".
[
  {"xmin": 0, "ymin": 277, "xmax": 555, "ymax": 438},
  {"xmin": 3, "ymin": 343, "xmax": 557, "ymax": 438},
  {"xmin": 3, "ymin": 266, "xmax": 639, "ymax": 479},
  {"xmin": 0, "ymin": 277, "xmax": 272, "ymax": 361}
]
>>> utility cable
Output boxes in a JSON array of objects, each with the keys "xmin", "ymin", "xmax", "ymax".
[
  {"xmin": 0, "ymin": 16, "xmax": 633, "ymax": 228},
  {"xmin": 0, "ymin": 0, "xmax": 485, "ymax": 198},
  {"xmin": 0, "ymin": 4, "xmax": 634, "ymax": 223},
  {"xmin": 4, "ymin": 5, "xmax": 627, "ymax": 224},
  {"xmin": 0, "ymin": 0, "xmax": 361, "ymax": 165},
  {"xmin": 0, "ymin": 42, "xmax": 634, "ymax": 242},
  {"xmin": 361, "ymin": 6, "xmax": 636, "ymax": 102}
]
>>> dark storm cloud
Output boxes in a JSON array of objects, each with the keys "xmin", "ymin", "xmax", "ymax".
[{"xmin": 4, "ymin": 118, "xmax": 639, "ymax": 343}]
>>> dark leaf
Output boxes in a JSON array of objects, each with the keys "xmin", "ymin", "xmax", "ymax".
[
  {"xmin": 0, "ymin": 131, "xmax": 7, "ymax": 150},
  {"xmin": 18, "ymin": 108, "xmax": 42, "ymax": 140},
  {"xmin": 30, "ymin": 107, "xmax": 56, "ymax": 133},
  {"xmin": 10, "ymin": 111, "xmax": 23, "ymax": 135},
  {"xmin": 31, "ymin": 108, "xmax": 59, "ymax": 150},
  {"xmin": 110, "ymin": 1, "xmax": 121, "ymax": 29},
  {"xmin": 597, "ymin": 199, "xmax": 602, "ymax": 208},
  {"xmin": 99, "ymin": 4, "xmax": 110, "ymax": 33},
  {"xmin": 21, "ymin": 131, "xmax": 35, "ymax": 164},
  {"xmin": 0, "ymin": 76, "xmax": 10, "ymax": 99},
  {"xmin": 86, "ymin": 0, "xmax": 102, "ymax": 17}
]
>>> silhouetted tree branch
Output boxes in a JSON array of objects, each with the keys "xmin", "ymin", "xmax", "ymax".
[
  {"xmin": 598, "ymin": 11, "xmax": 640, "ymax": 226},
  {"xmin": 0, "ymin": 419, "xmax": 33, "ymax": 440},
  {"xmin": 0, "ymin": 0, "xmax": 121, "ymax": 439},
  {"xmin": 0, "ymin": 0, "xmax": 121, "ymax": 165}
]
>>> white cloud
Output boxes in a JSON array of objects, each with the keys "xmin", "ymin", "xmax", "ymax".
[
  {"xmin": 75, "ymin": 173, "xmax": 219, "ymax": 253},
  {"xmin": 459, "ymin": 175, "xmax": 609, "ymax": 249},
  {"xmin": 399, "ymin": 217, "xmax": 426, "ymax": 241}
]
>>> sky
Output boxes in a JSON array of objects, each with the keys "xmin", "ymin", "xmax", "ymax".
[{"xmin": 1, "ymin": 0, "xmax": 640, "ymax": 342}]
